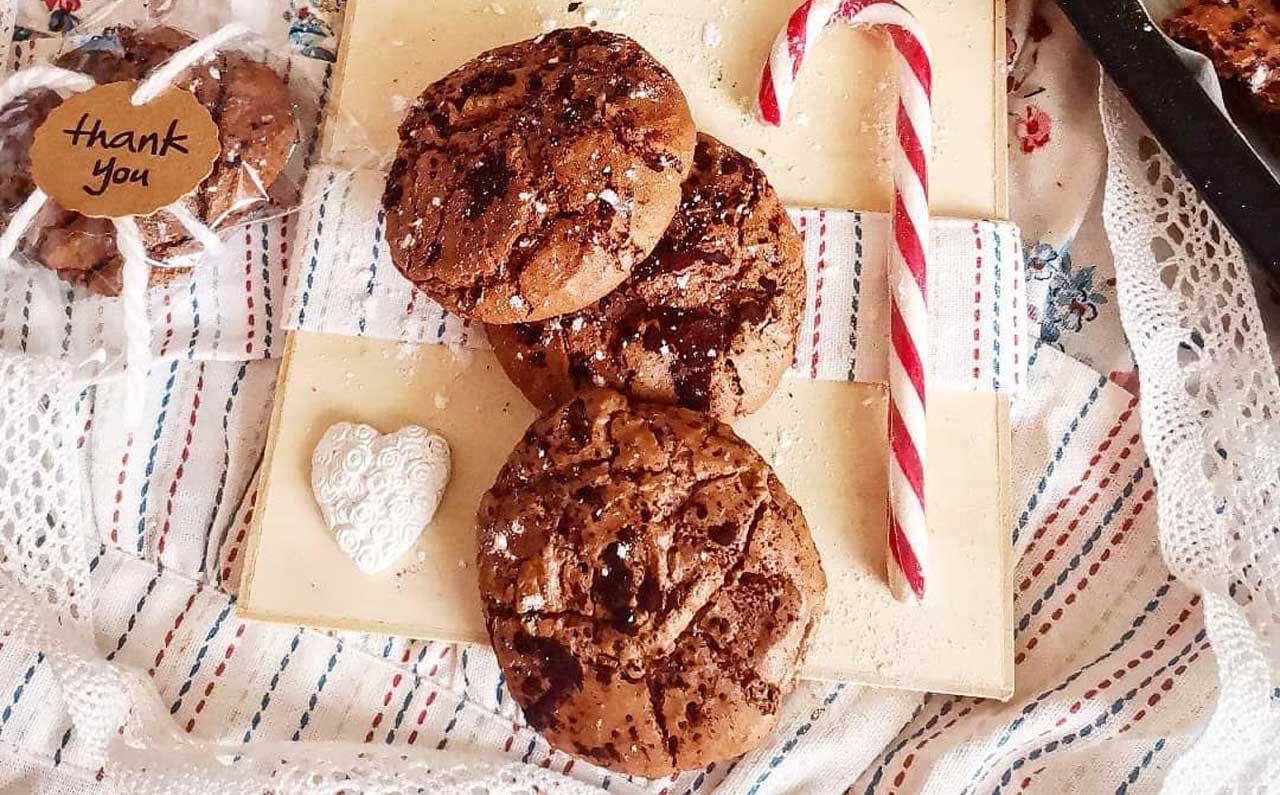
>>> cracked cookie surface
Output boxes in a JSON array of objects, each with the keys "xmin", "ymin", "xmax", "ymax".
[
  {"xmin": 488, "ymin": 134, "xmax": 804, "ymax": 419},
  {"xmin": 383, "ymin": 27, "xmax": 696, "ymax": 324},
  {"xmin": 477, "ymin": 389, "xmax": 826, "ymax": 777},
  {"xmin": 0, "ymin": 26, "xmax": 296, "ymax": 296}
]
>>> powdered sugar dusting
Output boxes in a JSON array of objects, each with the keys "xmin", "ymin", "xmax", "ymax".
[
  {"xmin": 519, "ymin": 593, "xmax": 546, "ymax": 612},
  {"xmin": 702, "ymin": 22, "xmax": 722, "ymax": 48},
  {"xmin": 1250, "ymin": 64, "xmax": 1271, "ymax": 94}
]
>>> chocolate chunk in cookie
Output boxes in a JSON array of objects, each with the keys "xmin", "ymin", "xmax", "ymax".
[
  {"xmin": 478, "ymin": 390, "xmax": 826, "ymax": 777},
  {"xmin": 0, "ymin": 26, "xmax": 297, "ymax": 296},
  {"xmin": 383, "ymin": 28, "xmax": 697, "ymax": 324},
  {"xmin": 488, "ymin": 134, "xmax": 804, "ymax": 419}
]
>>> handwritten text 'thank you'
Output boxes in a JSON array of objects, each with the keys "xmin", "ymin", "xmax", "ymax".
[{"xmin": 60, "ymin": 112, "xmax": 192, "ymax": 198}]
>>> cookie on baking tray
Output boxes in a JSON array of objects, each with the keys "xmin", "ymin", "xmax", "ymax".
[
  {"xmin": 0, "ymin": 26, "xmax": 297, "ymax": 297},
  {"xmin": 487, "ymin": 133, "xmax": 805, "ymax": 420},
  {"xmin": 1164, "ymin": 0, "xmax": 1280, "ymax": 119},
  {"xmin": 1164, "ymin": 0, "xmax": 1280, "ymax": 147},
  {"xmin": 477, "ymin": 389, "xmax": 826, "ymax": 777},
  {"xmin": 383, "ymin": 27, "xmax": 697, "ymax": 324}
]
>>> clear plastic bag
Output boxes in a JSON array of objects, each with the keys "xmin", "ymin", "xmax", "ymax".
[{"xmin": 0, "ymin": 2, "xmax": 317, "ymax": 296}]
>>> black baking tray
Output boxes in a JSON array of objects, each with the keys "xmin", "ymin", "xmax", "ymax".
[{"xmin": 1055, "ymin": 0, "xmax": 1280, "ymax": 273}]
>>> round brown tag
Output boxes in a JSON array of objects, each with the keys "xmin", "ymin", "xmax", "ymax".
[{"xmin": 29, "ymin": 80, "xmax": 221, "ymax": 219}]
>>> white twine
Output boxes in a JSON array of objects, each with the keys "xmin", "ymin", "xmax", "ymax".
[
  {"xmin": 166, "ymin": 203, "xmax": 226, "ymax": 258},
  {"xmin": 0, "ymin": 65, "xmax": 95, "ymax": 116},
  {"xmin": 112, "ymin": 217, "xmax": 151, "ymax": 426},
  {"xmin": 0, "ymin": 26, "xmax": 253, "ymax": 417},
  {"xmin": 0, "ymin": 66, "xmax": 86, "ymax": 266},
  {"xmin": 0, "ymin": 188, "xmax": 48, "ymax": 262},
  {"xmin": 131, "ymin": 22, "xmax": 253, "ymax": 105}
]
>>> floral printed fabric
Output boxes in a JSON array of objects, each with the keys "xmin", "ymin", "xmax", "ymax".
[
  {"xmin": 1025, "ymin": 241, "xmax": 1109, "ymax": 348},
  {"xmin": 13, "ymin": 0, "xmax": 338, "ymax": 56},
  {"xmin": 1005, "ymin": 1, "xmax": 1138, "ymax": 387}
]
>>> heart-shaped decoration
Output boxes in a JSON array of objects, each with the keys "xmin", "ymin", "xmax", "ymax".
[{"xmin": 310, "ymin": 422, "xmax": 451, "ymax": 575}]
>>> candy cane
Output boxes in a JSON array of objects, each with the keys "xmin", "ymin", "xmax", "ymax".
[{"xmin": 759, "ymin": 0, "xmax": 933, "ymax": 602}]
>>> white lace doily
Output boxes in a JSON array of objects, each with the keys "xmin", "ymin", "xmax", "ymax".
[{"xmin": 1100, "ymin": 79, "xmax": 1280, "ymax": 794}]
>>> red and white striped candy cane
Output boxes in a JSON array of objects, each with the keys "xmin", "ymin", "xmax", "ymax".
[{"xmin": 759, "ymin": 0, "xmax": 932, "ymax": 602}]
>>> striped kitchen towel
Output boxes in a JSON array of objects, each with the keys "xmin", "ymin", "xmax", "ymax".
[
  {"xmin": 285, "ymin": 167, "xmax": 1027, "ymax": 393},
  {"xmin": 0, "ymin": 344, "xmax": 1208, "ymax": 795}
]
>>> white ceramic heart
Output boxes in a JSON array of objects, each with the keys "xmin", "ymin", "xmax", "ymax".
[{"xmin": 310, "ymin": 422, "xmax": 451, "ymax": 575}]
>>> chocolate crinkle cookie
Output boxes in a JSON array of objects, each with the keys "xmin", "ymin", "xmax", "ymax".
[
  {"xmin": 0, "ymin": 26, "xmax": 297, "ymax": 296},
  {"xmin": 488, "ymin": 134, "xmax": 804, "ymax": 420},
  {"xmin": 383, "ymin": 27, "xmax": 697, "ymax": 324},
  {"xmin": 477, "ymin": 389, "xmax": 827, "ymax": 777}
]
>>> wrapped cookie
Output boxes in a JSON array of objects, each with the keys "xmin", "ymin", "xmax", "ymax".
[
  {"xmin": 0, "ymin": 14, "xmax": 318, "ymax": 419},
  {"xmin": 0, "ymin": 24, "xmax": 300, "ymax": 296}
]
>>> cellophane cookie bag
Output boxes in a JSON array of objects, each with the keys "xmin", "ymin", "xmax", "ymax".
[
  {"xmin": 0, "ymin": 0, "xmax": 345, "ymax": 299},
  {"xmin": 0, "ymin": 0, "xmax": 340, "ymax": 364}
]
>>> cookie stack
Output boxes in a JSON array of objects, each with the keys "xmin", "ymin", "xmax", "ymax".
[
  {"xmin": 383, "ymin": 28, "xmax": 827, "ymax": 777},
  {"xmin": 0, "ymin": 26, "xmax": 297, "ymax": 296}
]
